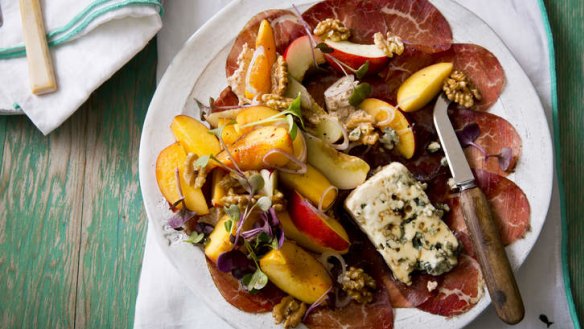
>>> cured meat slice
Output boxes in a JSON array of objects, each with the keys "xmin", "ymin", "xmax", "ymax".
[
  {"xmin": 444, "ymin": 169, "xmax": 531, "ymax": 256},
  {"xmin": 417, "ymin": 254, "xmax": 484, "ymax": 316},
  {"xmin": 385, "ymin": 273, "xmax": 437, "ymax": 308},
  {"xmin": 206, "ymin": 259, "xmax": 285, "ymax": 313},
  {"xmin": 380, "ymin": 44, "xmax": 504, "ymax": 111},
  {"xmin": 305, "ymin": 292, "xmax": 394, "ymax": 329},
  {"xmin": 449, "ymin": 44, "xmax": 505, "ymax": 111},
  {"xmin": 213, "ymin": 86, "xmax": 239, "ymax": 109},
  {"xmin": 302, "ymin": 0, "xmax": 452, "ymax": 53},
  {"xmin": 226, "ymin": 10, "xmax": 305, "ymax": 77},
  {"xmin": 450, "ymin": 108, "xmax": 521, "ymax": 176}
]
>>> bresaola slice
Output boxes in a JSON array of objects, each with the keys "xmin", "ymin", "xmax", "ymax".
[
  {"xmin": 226, "ymin": 10, "xmax": 305, "ymax": 77},
  {"xmin": 302, "ymin": 0, "xmax": 452, "ymax": 53},
  {"xmin": 445, "ymin": 169, "xmax": 531, "ymax": 256},
  {"xmin": 417, "ymin": 255, "xmax": 484, "ymax": 316},
  {"xmin": 451, "ymin": 109, "xmax": 522, "ymax": 176},
  {"xmin": 206, "ymin": 259, "xmax": 285, "ymax": 313}
]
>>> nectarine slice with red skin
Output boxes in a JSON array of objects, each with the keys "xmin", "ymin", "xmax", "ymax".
[
  {"xmin": 279, "ymin": 164, "xmax": 337, "ymax": 211},
  {"xmin": 324, "ymin": 40, "xmax": 389, "ymax": 74},
  {"xmin": 288, "ymin": 191, "xmax": 350, "ymax": 252},
  {"xmin": 279, "ymin": 211, "xmax": 348, "ymax": 254},
  {"xmin": 283, "ymin": 35, "xmax": 326, "ymax": 81}
]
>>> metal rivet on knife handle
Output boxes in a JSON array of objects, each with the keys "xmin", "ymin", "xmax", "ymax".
[{"xmin": 19, "ymin": 0, "xmax": 58, "ymax": 95}]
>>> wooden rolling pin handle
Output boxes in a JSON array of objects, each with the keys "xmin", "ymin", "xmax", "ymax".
[{"xmin": 460, "ymin": 186, "xmax": 525, "ymax": 325}]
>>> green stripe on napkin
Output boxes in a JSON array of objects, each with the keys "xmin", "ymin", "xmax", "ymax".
[{"xmin": 0, "ymin": 0, "xmax": 163, "ymax": 59}]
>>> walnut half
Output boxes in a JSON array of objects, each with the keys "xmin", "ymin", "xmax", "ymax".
[
  {"xmin": 442, "ymin": 70, "xmax": 482, "ymax": 108},
  {"xmin": 314, "ymin": 18, "xmax": 351, "ymax": 42},
  {"xmin": 339, "ymin": 267, "xmax": 377, "ymax": 304},
  {"xmin": 273, "ymin": 296, "xmax": 307, "ymax": 329}
]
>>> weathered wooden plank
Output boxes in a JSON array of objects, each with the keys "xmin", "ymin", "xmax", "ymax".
[
  {"xmin": 0, "ymin": 109, "xmax": 87, "ymax": 329},
  {"xmin": 544, "ymin": 0, "xmax": 584, "ymax": 322},
  {"xmin": 74, "ymin": 41, "xmax": 156, "ymax": 328}
]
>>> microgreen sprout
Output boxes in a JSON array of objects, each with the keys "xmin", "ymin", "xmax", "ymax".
[{"xmin": 456, "ymin": 123, "xmax": 514, "ymax": 172}]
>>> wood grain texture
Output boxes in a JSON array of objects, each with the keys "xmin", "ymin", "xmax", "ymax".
[
  {"xmin": 0, "ymin": 41, "xmax": 156, "ymax": 328},
  {"xmin": 459, "ymin": 187, "xmax": 524, "ymax": 324},
  {"xmin": 543, "ymin": 0, "xmax": 584, "ymax": 323}
]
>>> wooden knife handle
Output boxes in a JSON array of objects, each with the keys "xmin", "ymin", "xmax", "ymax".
[{"xmin": 460, "ymin": 186, "xmax": 525, "ymax": 324}]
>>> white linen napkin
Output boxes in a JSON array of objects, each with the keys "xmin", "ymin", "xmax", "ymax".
[
  {"xmin": 0, "ymin": 0, "xmax": 163, "ymax": 135},
  {"xmin": 134, "ymin": 0, "xmax": 575, "ymax": 328}
]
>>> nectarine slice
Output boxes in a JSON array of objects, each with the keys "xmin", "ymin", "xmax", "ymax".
[
  {"xmin": 360, "ymin": 98, "xmax": 416, "ymax": 159},
  {"xmin": 279, "ymin": 211, "xmax": 348, "ymax": 254},
  {"xmin": 397, "ymin": 62, "xmax": 453, "ymax": 112},
  {"xmin": 288, "ymin": 191, "xmax": 350, "ymax": 253},
  {"xmin": 215, "ymin": 126, "xmax": 294, "ymax": 171},
  {"xmin": 259, "ymin": 241, "xmax": 333, "ymax": 303},
  {"xmin": 255, "ymin": 19, "xmax": 276, "ymax": 67},
  {"xmin": 171, "ymin": 115, "xmax": 221, "ymax": 156},
  {"xmin": 279, "ymin": 164, "xmax": 337, "ymax": 210},
  {"xmin": 155, "ymin": 142, "xmax": 209, "ymax": 215}
]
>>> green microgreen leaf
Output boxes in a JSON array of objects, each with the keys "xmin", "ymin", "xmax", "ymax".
[
  {"xmin": 355, "ymin": 61, "xmax": 370, "ymax": 79},
  {"xmin": 194, "ymin": 155, "xmax": 210, "ymax": 169},
  {"xmin": 247, "ymin": 268, "xmax": 269, "ymax": 291},
  {"xmin": 225, "ymin": 204, "xmax": 240, "ymax": 222},
  {"xmin": 315, "ymin": 42, "xmax": 334, "ymax": 54},
  {"xmin": 349, "ymin": 82, "xmax": 372, "ymax": 106},
  {"xmin": 224, "ymin": 219, "xmax": 233, "ymax": 233},
  {"xmin": 256, "ymin": 196, "xmax": 272, "ymax": 212},
  {"xmin": 287, "ymin": 115, "xmax": 298, "ymax": 140},
  {"xmin": 247, "ymin": 174, "xmax": 265, "ymax": 195},
  {"xmin": 185, "ymin": 231, "xmax": 205, "ymax": 244}
]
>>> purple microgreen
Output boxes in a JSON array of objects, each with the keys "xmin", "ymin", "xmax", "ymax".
[
  {"xmin": 167, "ymin": 208, "xmax": 196, "ymax": 229},
  {"xmin": 303, "ymin": 286, "xmax": 332, "ymax": 321},
  {"xmin": 488, "ymin": 147, "xmax": 513, "ymax": 172},
  {"xmin": 315, "ymin": 42, "xmax": 334, "ymax": 53},
  {"xmin": 291, "ymin": 4, "xmax": 320, "ymax": 69},
  {"xmin": 217, "ymin": 250, "xmax": 254, "ymax": 273},
  {"xmin": 195, "ymin": 222, "xmax": 214, "ymax": 235},
  {"xmin": 455, "ymin": 123, "xmax": 481, "ymax": 146},
  {"xmin": 349, "ymin": 82, "xmax": 372, "ymax": 106},
  {"xmin": 184, "ymin": 231, "xmax": 205, "ymax": 244},
  {"xmin": 354, "ymin": 61, "xmax": 369, "ymax": 79},
  {"xmin": 268, "ymin": 207, "xmax": 281, "ymax": 226}
]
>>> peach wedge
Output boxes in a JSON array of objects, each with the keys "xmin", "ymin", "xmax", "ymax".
[
  {"xmin": 155, "ymin": 142, "xmax": 209, "ymax": 215},
  {"xmin": 171, "ymin": 115, "xmax": 221, "ymax": 156},
  {"xmin": 360, "ymin": 98, "xmax": 416, "ymax": 159}
]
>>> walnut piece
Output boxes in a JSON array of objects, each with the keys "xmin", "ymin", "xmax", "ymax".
[
  {"xmin": 271, "ymin": 55, "xmax": 289, "ymax": 96},
  {"xmin": 374, "ymin": 32, "xmax": 404, "ymax": 58},
  {"xmin": 314, "ymin": 18, "xmax": 351, "ymax": 42},
  {"xmin": 273, "ymin": 296, "xmax": 307, "ymax": 329},
  {"xmin": 261, "ymin": 93, "xmax": 293, "ymax": 111},
  {"xmin": 218, "ymin": 171, "xmax": 286, "ymax": 210},
  {"xmin": 345, "ymin": 110, "xmax": 379, "ymax": 145},
  {"xmin": 339, "ymin": 267, "xmax": 377, "ymax": 304},
  {"xmin": 442, "ymin": 70, "xmax": 482, "ymax": 108},
  {"xmin": 183, "ymin": 153, "xmax": 207, "ymax": 189}
]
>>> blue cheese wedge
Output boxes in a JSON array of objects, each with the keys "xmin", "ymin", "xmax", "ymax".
[{"xmin": 345, "ymin": 162, "xmax": 459, "ymax": 285}]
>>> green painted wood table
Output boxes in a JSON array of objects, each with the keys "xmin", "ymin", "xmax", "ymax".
[{"xmin": 0, "ymin": 1, "xmax": 582, "ymax": 328}]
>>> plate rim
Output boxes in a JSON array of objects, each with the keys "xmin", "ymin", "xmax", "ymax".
[{"xmin": 138, "ymin": 0, "xmax": 554, "ymax": 328}]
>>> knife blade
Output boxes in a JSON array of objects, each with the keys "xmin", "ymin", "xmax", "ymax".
[{"xmin": 433, "ymin": 93, "xmax": 525, "ymax": 325}]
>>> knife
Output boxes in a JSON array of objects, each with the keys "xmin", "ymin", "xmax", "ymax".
[{"xmin": 433, "ymin": 93, "xmax": 525, "ymax": 324}]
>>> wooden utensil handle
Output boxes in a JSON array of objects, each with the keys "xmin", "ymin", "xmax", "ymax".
[
  {"xmin": 19, "ymin": 0, "xmax": 57, "ymax": 95},
  {"xmin": 460, "ymin": 186, "xmax": 525, "ymax": 324}
]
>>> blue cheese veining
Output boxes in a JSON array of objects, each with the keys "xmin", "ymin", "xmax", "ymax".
[{"xmin": 345, "ymin": 162, "xmax": 459, "ymax": 285}]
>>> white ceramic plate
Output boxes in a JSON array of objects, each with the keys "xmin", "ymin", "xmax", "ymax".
[{"xmin": 138, "ymin": 1, "xmax": 553, "ymax": 328}]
